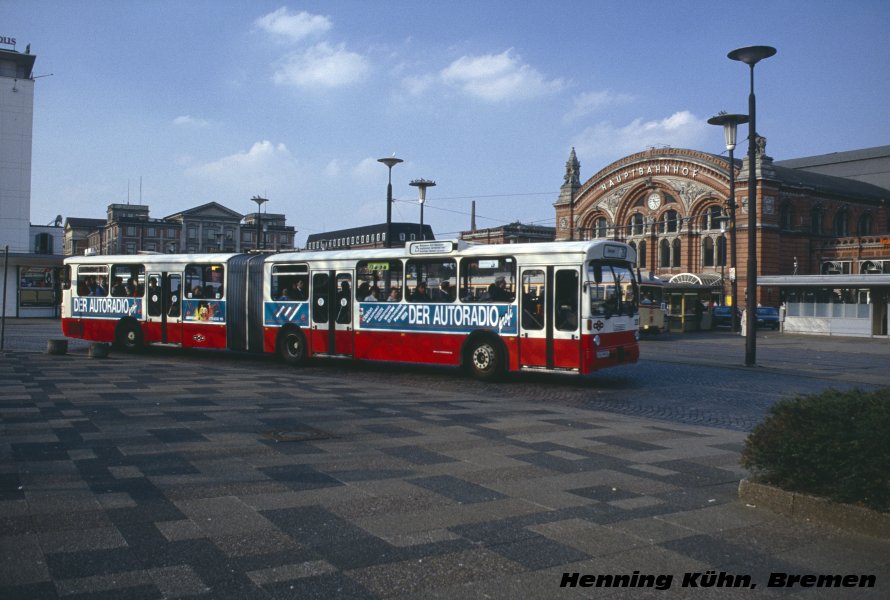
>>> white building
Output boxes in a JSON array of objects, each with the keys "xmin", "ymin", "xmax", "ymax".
[{"xmin": 1, "ymin": 40, "xmax": 63, "ymax": 317}]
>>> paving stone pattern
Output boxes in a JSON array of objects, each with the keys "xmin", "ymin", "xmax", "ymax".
[{"xmin": 1, "ymin": 349, "xmax": 889, "ymax": 599}]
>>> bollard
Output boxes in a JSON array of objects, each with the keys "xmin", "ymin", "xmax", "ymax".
[
  {"xmin": 46, "ymin": 338, "xmax": 69, "ymax": 355},
  {"xmin": 89, "ymin": 342, "xmax": 110, "ymax": 359}
]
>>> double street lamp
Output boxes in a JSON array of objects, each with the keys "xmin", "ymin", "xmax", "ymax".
[
  {"xmin": 409, "ymin": 178, "xmax": 436, "ymax": 240},
  {"xmin": 728, "ymin": 45, "xmax": 775, "ymax": 367},
  {"xmin": 708, "ymin": 112, "xmax": 748, "ymax": 334},
  {"xmin": 378, "ymin": 156, "xmax": 403, "ymax": 248}
]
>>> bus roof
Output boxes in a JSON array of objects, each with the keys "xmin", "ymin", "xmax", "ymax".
[
  {"xmin": 63, "ymin": 240, "xmax": 636, "ymax": 267},
  {"xmin": 270, "ymin": 239, "xmax": 634, "ymax": 263},
  {"xmin": 65, "ymin": 252, "xmax": 243, "ymax": 266}
]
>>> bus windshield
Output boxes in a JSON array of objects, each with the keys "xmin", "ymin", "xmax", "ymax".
[{"xmin": 587, "ymin": 262, "xmax": 638, "ymax": 317}]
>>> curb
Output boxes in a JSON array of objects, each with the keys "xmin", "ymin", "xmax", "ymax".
[{"xmin": 738, "ymin": 479, "xmax": 890, "ymax": 539}]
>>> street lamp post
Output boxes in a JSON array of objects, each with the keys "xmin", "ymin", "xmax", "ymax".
[
  {"xmin": 708, "ymin": 112, "xmax": 748, "ymax": 333},
  {"xmin": 378, "ymin": 156, "xmax": 403, "ymax": 248},
  {"xmin": 728, "ymin": 45, "xmax": 775, "ymax": 367},
  {"xmin": 409, "ymin": 179, "xmax": 436, "ymax": 240},
  {"xmin": 251, "ymin": 196, "xmax": 268, "ymax": 250}
]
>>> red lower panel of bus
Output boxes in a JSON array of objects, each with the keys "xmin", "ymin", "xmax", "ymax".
[
  {"xmin": 263, "ymin": 326, "xmax": 639, "ymax": 373},
  {"xmin": 580, "ymin": 331, "xmax": 639, "ymax": 375},
  {"xmin": 62, "ymin": 318, "xmax": 227, "ymax": 350},
  {"xmin": 180, "ymin": 323, "xmax": 227, "ymax": 349},
  {"xmin": 62, "ymin": 318, "xmax": 115, "ymax": 343}
]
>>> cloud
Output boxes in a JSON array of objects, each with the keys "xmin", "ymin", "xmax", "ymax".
[
  {"xmin": 401, "ymin": 74, "xmax": 436, "ymax": 97},
  {"xmin": 255, "ymin": 7, "xmax": 331, "ymax": 42},
  {"xmin": 440, "ymin": 49, "xmax": 565, "ymax": 101},
  {"xmin": 574, "ymin": 111, "xmax": 709, "ymax": 163},
  {"xmin": 272, "ymin": 42, "xmax": 369, "ymax": 89},
  {"xmin": 185, "ymin": 141, "xmax": 300, "ymax": 192},
  {"xmin": 173, "ymin": 115, "xmax": 212, "ymax": 128},
  {"xmin": 565, "ymin": 90, "xmax": 635, "ymax": 121}
]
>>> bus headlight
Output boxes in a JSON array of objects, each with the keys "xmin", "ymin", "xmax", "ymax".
[
  {"xmin": 634, "ymin": 329, "xmax": 640, "ymax": 341},
  {"xmin": 593, "ymin": 334, "xmax": 601, "ymax": 347}
]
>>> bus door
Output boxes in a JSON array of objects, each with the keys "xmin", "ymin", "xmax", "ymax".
[
  {"xmin": 518, "ymin": 267, "xmax": 548, "ymax": 369},
  {"xmin": 310, "ymin": 270, "xmax": 354, "ymax": 356},
  {"xmin": 146, "ymin": 272, "xmax": 182, "ymax": 344},
  {"xmin": 552, "ymin": 267, "xmax": 581, "ymax": 370}
]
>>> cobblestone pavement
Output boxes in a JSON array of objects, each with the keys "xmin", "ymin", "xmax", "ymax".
[{"xmin": 1, "ymin": 320, "xmax": 889, "ymax": 598}]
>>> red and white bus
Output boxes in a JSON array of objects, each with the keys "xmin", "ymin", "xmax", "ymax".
[{"xmin": 61, "ymin": 239, "xmax": 640, "ymax": 379}]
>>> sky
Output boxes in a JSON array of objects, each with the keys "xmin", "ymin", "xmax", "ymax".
[{"xmin": 7, "ymin": 0, "xmax": 890, "ymax": 247}]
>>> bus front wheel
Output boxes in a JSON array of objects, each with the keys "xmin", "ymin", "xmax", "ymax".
[
  {"xmin": 277, "ymin": 328, "xmax": 307, "ymax": 365},
  {"xmin": 114, "ymin": 320, "xmax": 143, "ymax": 352},
  {"xmin": 467, "ymin": 337, "xmax": 504, "ymax": 381}
]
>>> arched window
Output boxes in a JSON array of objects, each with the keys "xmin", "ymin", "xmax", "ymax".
[
  {"xmin": 717, "ymin": 235, "xmax": 726, "ymax": 267},
  {"xmin": 660, "ymin": 210, "xmax": 679, "ymax": 233},
  {"xmin": 857, "ymin": 213, "xmax": 872, "ymax": 236},
  {"xmin": 594, "ymin": 217, "xmax": 608, "ymax": 238},
  {"xmin": 628, "ymin": 213, "xmax": 644, "ymax": 236},
  {"xmin": 638, "ymin": 240, "xmax": 646, "ymax": 268},
  {"xmin": 671, "ymin": 238, "xmax": 681, "ymax": 267},
  {"xmin": 834, "ymin": 209, "xmax": 848, "ymax": 237},
  {"xmin": 703, "ymin": 206, "xmax": 724, "ymax": 231},
  {"xmin": 659, "ymin": 239, "xmax": 671, "ymax": 267},
  {"xmin": 702, "ymin": 237, "xmax": 715, "ymax": 267}
]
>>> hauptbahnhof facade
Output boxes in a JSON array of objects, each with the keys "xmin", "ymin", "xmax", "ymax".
[{"xmin": 554, "ymin": 143, "xmax": 890, "ymax": 314}]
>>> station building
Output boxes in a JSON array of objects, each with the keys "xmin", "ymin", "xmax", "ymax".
[{"xmin": 554, "ymin": 143, "xmax": 890, "ymax": 302}]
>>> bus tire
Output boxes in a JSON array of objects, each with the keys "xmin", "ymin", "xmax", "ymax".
[
  {"xmin": 466, "ymin": 336, "xmax": 504, "ymax": 381},
  {"xmin": 277, "ymin": 327, "xmax": 307, "ymax": 365},
  {"xmin": 114, "ymin": 319, "xmax": 143, "ymax": 352}
]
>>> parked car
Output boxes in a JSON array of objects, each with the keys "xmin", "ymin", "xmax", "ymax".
[
  {"xmin": 755, "ymin": 306, "xmax": 781, "ymax": 330},
  {"xmin": 712, "ymin": 306, "xmax": 740, "ymax": 329}
]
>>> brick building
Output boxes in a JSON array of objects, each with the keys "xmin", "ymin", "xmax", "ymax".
[
  {"xmin": 65, "ymin": 202, "xmax": 296, "ymax": 256},
  {"xmin": 554, "ymin": 143, "xmax": 890, "ymax": 308}
]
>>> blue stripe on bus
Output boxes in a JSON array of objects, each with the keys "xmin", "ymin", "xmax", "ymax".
[
  {"xmin": 359, "ymin": 302, "xmax": 517, "ymax": 335},
  {"xmin": 72, "ymin": 297, "xmax": 143, "ymax": 319},
  {"xmin": 265, "ymin": 301, "xmax": 310, "ymax": 326}
]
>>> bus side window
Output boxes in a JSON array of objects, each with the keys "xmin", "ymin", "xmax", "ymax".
[{"xmin": 459, "ymin": 256, "xmax": 515, "ymax": 303}]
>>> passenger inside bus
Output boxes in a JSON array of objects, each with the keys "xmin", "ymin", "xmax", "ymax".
[
  {"xmin": 486, "ymin": 277, "xmax": 513, "ymax": 302},
  {"xmin": 387, "ymin": 288, "xmax": 401, "ymax": 302},
  {"xmin": 111, "ymin": 277, "xmax": 127, "ymax": 297},
  {"xmin": 437, "ymin": 281, "xmax": 455, "ymax": 302},
  {"xmin": 410, "ymin": 282, "xmax": 431, "ymax": 302}
]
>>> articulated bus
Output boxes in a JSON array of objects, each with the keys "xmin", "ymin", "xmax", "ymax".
[{"xmin": 61, "ymin": 239, "xmax": 640, "ymax": 379}]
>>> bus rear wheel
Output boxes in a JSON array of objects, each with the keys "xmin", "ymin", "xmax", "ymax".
[
  {"xmin": 467, "ymin": 338, "xmax": 504, "ymax": 381},
  {"xmin": 278, "ymin": 328, "xmax": 307, "ymax": 365},
  {"xmin": 114, "ymin": 320, "xmax": 143, "ymax": 352}
]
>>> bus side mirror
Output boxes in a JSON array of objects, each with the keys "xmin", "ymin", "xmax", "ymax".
[{"xmin": 593, "ymin": 265, "xmax": 602, "ymax": 284}]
